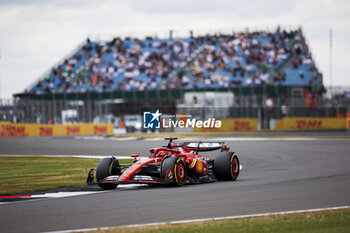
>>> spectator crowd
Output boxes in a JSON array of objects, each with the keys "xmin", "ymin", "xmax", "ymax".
[{"xmin": 28, "ymin": 28, "xmax": 322, "ymax": 94}]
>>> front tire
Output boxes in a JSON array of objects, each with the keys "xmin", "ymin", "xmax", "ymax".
[
  {"xmin": 213, "ymin": 152, "xmax": 240, "ymax": 181},
  {"xmin": 96, "ymin": 157, "xmax": 119, "ymax": 190},
  {"xmin": 161, "ymin": 157, "xmax": 187, "ymax": 186}
]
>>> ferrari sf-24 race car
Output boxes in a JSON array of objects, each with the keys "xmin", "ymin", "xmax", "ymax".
[{"xmin": 87, "ymin": 138, "xmax": 240, "ymax": 190}]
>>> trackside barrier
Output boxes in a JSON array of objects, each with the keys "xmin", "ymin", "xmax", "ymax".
[
  {"xmin": 191, "ymin": 117, "xmax": 346, "ymax": 132},
  {"xmin": 0, "ymin": 122, "xmax": 113, "ymax": 137},
  {"xmin": 275, "ymin": 117, "xmax": 347, "ymax": 130},
  {"xmin": 193, "ymin": 118, "xmax": 258, "ymax": 132}
]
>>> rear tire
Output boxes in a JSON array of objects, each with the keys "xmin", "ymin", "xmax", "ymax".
[
  {"xmin": 161, "ymin": 157, "xmax": 187, "ymax": 186},
  {"xmin": 213, "ymin": 152, "xmax": 240, "ymax": 181},
  {"xmin": 96, "ymin": 157, "xmax": 119, "ymax": 190}
]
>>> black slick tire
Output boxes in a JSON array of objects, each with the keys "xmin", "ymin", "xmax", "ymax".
[
  {"xmin": 161, "ymin": 157, "xmax": 187, "ymax": 186},
  {"xmin": 213, "ymin": 151, "xmax": 240, "ymax": 181},
  {"xmin": 96, "ymin": 157, "xmax": 119, "ymax": 190}
]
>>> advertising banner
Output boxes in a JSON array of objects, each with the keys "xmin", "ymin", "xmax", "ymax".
[
  {"xmin": 277, "ymin": 117, "xmax": 346, "ymax": 130},
  {"xmin": 0, "ymin": 122, "xmax": 113, "ymax": 137}
]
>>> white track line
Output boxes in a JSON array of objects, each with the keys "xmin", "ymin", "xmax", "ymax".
[
  {"xmin": 0, "ymin": 191, "xmax": 107, "ymax": 205},
  {"xmin": 31, "ymin": 191, "xmax": 103, "ymax": 199},
  {"xmin": 0, "ymin": 185, "xmax": 148, "ymax": 205},
  {"xmin": 214, "ymin": 137, "xmax": 350, "ymax": 141},
  {"xmin": 150, "ymin": 137, "xmax": 350, "ymax": 141},
  {"xmin": 43, "ymin": 205, "xmax": 350, "ymax": 233},
  {"xmin": 109, "ymin": 137, "xmax": 138, "ymax": 141}
]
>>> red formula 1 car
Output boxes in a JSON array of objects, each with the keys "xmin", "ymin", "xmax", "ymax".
[{"xmin": 87, "ymin": 138, "xmax": 240, "ymax": 190}]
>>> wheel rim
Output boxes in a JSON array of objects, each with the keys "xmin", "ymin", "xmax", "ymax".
[
  {"xmin": 232, "ymin": 158, "xmax": 239, "ymax": 176},
  {"xmin": 177, "ymin": 163, "xmax": 185, "ymax": 181}
]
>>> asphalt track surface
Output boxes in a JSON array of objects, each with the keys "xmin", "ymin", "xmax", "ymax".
[{"xmin": 0, "ymin": 135, "xmax": 350, "ymax": 233}]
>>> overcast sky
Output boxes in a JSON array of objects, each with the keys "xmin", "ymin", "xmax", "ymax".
[{"xmin": 0, "ymin": 0, "xmax": 349, "ymax": 98}]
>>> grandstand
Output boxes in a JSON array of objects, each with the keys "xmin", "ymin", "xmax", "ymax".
[{"xmin": 25, "ymin": 27, "xmax": 322, "ymax": 94}]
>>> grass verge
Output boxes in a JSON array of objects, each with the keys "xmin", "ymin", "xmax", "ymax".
[
  {"xmin": 0, "ymin": 156, "xmax": 133, "ymax": 195},
  {"xmin": 86, "ymin": 208, "xmax": 350, "ymax": 233}
]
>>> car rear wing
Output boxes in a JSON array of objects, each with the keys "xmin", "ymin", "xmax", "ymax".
[{"xmin": 180, "ymin": 142, "xmax": 229, "ymax": 153}]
